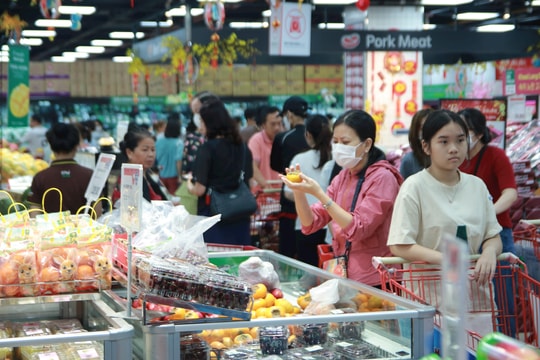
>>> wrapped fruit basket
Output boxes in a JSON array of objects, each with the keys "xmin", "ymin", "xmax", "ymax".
[{"xmin": 103, "ymin": 249, "xmax": 437, "ymax": 360}]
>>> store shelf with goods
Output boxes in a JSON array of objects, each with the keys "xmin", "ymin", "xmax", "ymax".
[
  {"xmin": 103, "ymin": 250, "xmax": 436, "ymax": 360},
  {"xmin": 0, "ymin": 292, "xmax": 133, "ymax": 359}
]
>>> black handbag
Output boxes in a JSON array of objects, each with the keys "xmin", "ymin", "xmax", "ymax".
[{"xmin": 209, "ymin": 144, "xmax": 257, "ymax": 223}]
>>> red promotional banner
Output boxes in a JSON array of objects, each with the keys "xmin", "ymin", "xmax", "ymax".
[
  {"xmin": 495, "ymin": 58, "xmax": 533, "ymax": 80},
  {"xmin": 514, "ymin": 67, "xmax": 540, "ymax": 95}
]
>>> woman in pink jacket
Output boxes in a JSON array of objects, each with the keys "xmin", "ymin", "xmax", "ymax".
[{"xmin": 281, "ymin": 110, "xmax": 403, "ymax": 286}]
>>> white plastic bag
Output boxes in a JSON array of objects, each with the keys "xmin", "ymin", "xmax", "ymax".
[
  {"xmin": 238, "ymin": 256, "xmax": 280, "ymax": 289},
  {"xmin": 304, "ymin": 279, "xmax": 357, "ymax": 315}
]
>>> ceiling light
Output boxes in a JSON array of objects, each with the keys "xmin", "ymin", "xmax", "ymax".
[
  {"xmin": 140, "ymin": 20, "xmax": 173, "ymax": 27},
  {"xmin": 196, "ymin": 0, "xmax": 242, "ymax": 2},
  {"xmin": 421, "ymin": 0, "xmax": 472, "ymax": 5},
  {"xmin": 532, "ymin": 0, "xmax": 540, "ymax": 5},
  {"xmin": 503, "ymin": 7, "xmax": 511, "ymax": 19},
  {"xmin": 75, "ymin": 46, "xmax": 105, "ymax": 54},
  {"xmin": 63, "ymin": 51, "xmax": 89, "ymax": 58},
  {"xmin": 51, "ymin": 56, "xmax": 76, "ymax": 63},
  {"xmin": 318, "ymin": 23, "xmax": 345, "ymax": 29},
  {"xmin": 20, "ymin": 38, "xmax": 43, "ymax": 46},
  {"xmin": 113, "ymin": 56, "xmax": 133, "ymax": 63},
  {"xmin": 1, "ymin": 45, "xmax": 8, "ymax": 51},
  {"xmin": 58, "ymin": 6, "xmax": 96, "ymax": 15},
  {"xmin": 166, "ymin": 7, "xmax": 186, "ymax": 17},
  {"xmin": 262, "ymin": 10, "xmax": 271, "ymax": 17},
  {"xmin": 476, "ymin": 24, "xmax": 515, "ymax": 32},
  {"xmin": 0, "ymin": 56, "xmax": 9, "ymax": 62},
  {"xmin": 21, "ymin": 30, "xmax": 56, "ymax": 37},
  {"xmin": 35, "ymin": 19, "xmax": 73, "ymax": 28},
  {"xmin": 456, "ymin": 12, "xmax": 499, "ymax": 21},
  {"xmin": 109, "ymin": 31, "xmax": 145, "ymax": 39},
  {"xmin": 91, "ymin": 39, "xmax": 123, "ymax": 47},
  {"xmin": 191, "ymin": 8, "xmax": 204, "ymax": 16},
  {"xmin": 423, "ymin": 24, "xmax": 437, "ymax": 30},
  {"xmin": 312, "ymin": 0, "xmax": 355, "ymax": 4},
  {"xmin": 229, "ymin": 22, "xmax": 268, "ymax": 29}
]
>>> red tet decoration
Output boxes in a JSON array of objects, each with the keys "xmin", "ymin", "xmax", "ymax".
[
  {"xmin": 356, "ymin": 0, "xmax": 370, "ymax": 11},
  {"xmin": 204, "ymin": 1, "xmax": 226, "ymax": 31},
  {"xmin": 392, "ymin": 81, "xmax": 407, "ymax": 96},
  {"xmin": 403, "ymin": 60, "xmax": 417, "ymax": 75}
]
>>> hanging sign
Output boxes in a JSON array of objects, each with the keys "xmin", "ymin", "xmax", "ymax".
[
  {"xmin": 7, "ymin": 45, "xmax": 30, "ymax": 128},
  {"xmin": 120, "ymin": 164, "xmax": 143, "ymax": 232},
  {"xmin": 84, "ymin": 153, "xmax": 116, "ymax": 203},
  {"xmin": 507, "ymin": 94, "xmax": 527, "ymax": 122},
  {"xmin": 269, "ymin": 2, "xmax": 311, "ymax": 57}
]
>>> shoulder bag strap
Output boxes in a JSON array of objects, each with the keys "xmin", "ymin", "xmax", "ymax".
[
  {"xmin": 238, "ymin": 143, "xmax": 246, "ymax": 183},
  {"xmin": 344, "ymin": 168, "xmax": 367, "ymax": 258},
  {"xmin": 473, "ymin": 145, "xmax": 487, "ymax": 176}
]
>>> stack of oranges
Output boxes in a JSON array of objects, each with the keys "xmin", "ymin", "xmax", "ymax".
[{"xmin": 248, "ymin": 283, "xmax": 301, "ymax": 319}]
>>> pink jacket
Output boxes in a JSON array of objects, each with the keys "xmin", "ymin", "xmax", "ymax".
[{"xmin": 302, "ymin": 160, "xmax": 403, "ymax": 286}]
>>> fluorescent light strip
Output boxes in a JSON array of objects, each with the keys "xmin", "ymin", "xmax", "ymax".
[
  {"xmin": 109, "ymin": 31, "xmax": 145, "ymax": 39},
  {"xmin": 0, "ymin": 56, "xmax": 9, "ymax": 62},
  {"xmin": 58, "ymin": 6, "xmax": 96, "ymax": 15},
  {"xmin": 477, "ymin": 24, "xmax": 515, "ymax": 32},
  {"xmin": 532, "ymin": 0, "xmax": 540, "ymax": 5},
  {"xmin": 63, "ymin": 51, "xmax": 89, "ymax": 58},
  {"xmin": 456, "ymin": 12, "xmax": 499, "ymax": 21},
  {"xmin": 165, "ymin": 7, "xmax": 204, "ymax": 17},
  {"xmin": 21, "ymin": 30, "xmax": 56, "ymax": 37},
  {"xmin": 51, "ymin": 56, "xmax": 76, "ymax": 63},
  {"xmin": 75, "ymin": 46, "xmax": 105, "ymax": 54},
  {"xmin": 91, "ymin": 39, "xmax": 123, "ymax": 47},
  {"xmin": 421, "ymin": 0, "xmax": 472, "ymax": 5},
  {"xmin": 262, "ymin": 10, "xmax": 271, "ymax": 17},
  {"xmin": 2, "ymin": 45, "xmax": 8, "ymax": 51},
  {"xmin": 318, "ymin": 23, "xmax": 345, "ymax": 29},
  {"xmin": 35, "ymin": 19, "xmax": 73, "ymax": 28},
  {"xmin": 113, "ymin": 56, "xmax": 133, "ymax": 63},
  {"xmin": 20, "ymin": 38, "xmax": 43, "ymax": 46},
  {"xmin": 423, "ymin": 24, "xmax": 437, "ymax": 30},
  {"xmin": 229, "ymin": 22, "xmax": 268, "ymax": 29},
  {"xmin": 140, "ymin": 20, "xmax": 173, "ymax": 27},
  {"xmin": 196, "ymin": 0, "xmax": 242, "ymax": 2},
  {"xmin": 312, "ymin": 0, "xmax": 355, "ymax": 4}
]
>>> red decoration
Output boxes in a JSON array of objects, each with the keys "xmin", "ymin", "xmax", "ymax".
[
  {"xmin": 404, "ymin": 100, "xmax": 418, "ymax": 115},
  {"xmin": 204, "ymin": 1, "xmax": 226, "ymax": 31},
  {"xmin": 384, "ymin": 52, "xmax": 403, "ymax": 73},
  {"xmin": 403, "ymin": 60, "xmax": 417, "ymax": 75},
  {"xmin": 392, "ymin": 81, "xmax": 407, "ymax": 96},
  {"xmin": 272, "ymin": 19, "xmax": 281, "ymax": 29},
  {"xmin": 355, "ymin": 0, "xmax": 370, "ymax": 11},
  {"xmin": 40, "ymin": 0, "xmax": 62, "ymax": 19}
]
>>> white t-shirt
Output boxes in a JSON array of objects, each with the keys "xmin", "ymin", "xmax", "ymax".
[{"xmin": 20, "ymin": 126, "xmax": 48, "ymax": 158}]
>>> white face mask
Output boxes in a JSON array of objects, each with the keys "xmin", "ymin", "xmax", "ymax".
[
  {"xmin": 332, "ymin": 142, "xmax": 363, "ymax": 169},
  {"xmin": 468, "ymin": 134, "xmax": 478, "ymax": 149},
  {"xmin": 282, "ymin": 116, "xmax": 291, "ymax": 131},
  {"xmin": 193, "ymin": 113, "xmax": 202, "ymax": 129}
]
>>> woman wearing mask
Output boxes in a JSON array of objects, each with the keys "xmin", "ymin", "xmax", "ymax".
[
  {"xmin": 112, "ymin": 127, "xmax": 169, "ymax": 204},
  {"xmin": 281, "ymin": 110, "xmax": 403, "ymax": 286},
  {"xmin": 400, "ymin": 108, "xmax": 433, "ymax": 180},
  {"xmin": 283, "ymin": 114, "xmax": 333, "ymax": 267},
  {"xmin": 187, "ymin": 98, "xmax": 254, "ymax": 246}
]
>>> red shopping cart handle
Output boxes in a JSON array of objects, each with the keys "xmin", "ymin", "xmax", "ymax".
[{"xmin": 372, "ymin": 252, "xmax": 520, "ymax": 269}]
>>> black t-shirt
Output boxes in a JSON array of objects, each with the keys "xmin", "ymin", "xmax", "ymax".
[{"xmin": 193, "ymin": 139, "xmax": 253, "ymax": 212}]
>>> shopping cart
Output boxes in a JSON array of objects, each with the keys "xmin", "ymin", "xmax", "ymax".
[
  {"xmin": 514, "ymin": 219, "xmax": 540, "ymax": 260},
  {"xmin": 372, "ymin": 253, "xmax": 539, "ymax": 355},
  {"xmin": 250, "ymin": 182, "xmax": 282, "ymax": 251}
]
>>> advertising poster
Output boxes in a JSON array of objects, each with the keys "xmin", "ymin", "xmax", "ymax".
[
  {"xmin": 7, "ymin": 45, "xmax": 30, "ymax": 127},
  {"xmin": 269, "ymin": 2, "xmax": 311, "ymax": 56}
]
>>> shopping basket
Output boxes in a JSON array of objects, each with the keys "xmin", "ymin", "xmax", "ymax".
[
  {"xmin": 372, "ymin": 252, "xmax": 538, "ymax": 354},
  {"xmin": 250, "ymin": 183, "xmax": 282, "ymax": 251}
]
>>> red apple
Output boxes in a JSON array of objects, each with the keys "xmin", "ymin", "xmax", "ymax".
[{"xmin": 270, "ymin": 288, "xmax": 284, "ymax": 299}]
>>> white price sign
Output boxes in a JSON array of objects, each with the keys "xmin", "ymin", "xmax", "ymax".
[
  {"xmin": 84, "ymin": 153, "xmax": 116, "ymax": 202},
  {"xmin": 120, "ymin": 164, "xmax": 143, "ymax": 232}
]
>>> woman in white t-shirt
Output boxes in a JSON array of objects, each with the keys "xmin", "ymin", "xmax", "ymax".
[
  {"xmin": 387, "ymin": 109, "xmax": 502, "ymax": 336},
  {"xmin": 284, "ymin": 114, "xmax": 332, "ymax": 266}
]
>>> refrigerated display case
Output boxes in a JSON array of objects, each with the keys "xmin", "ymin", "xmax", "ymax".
[
  {"xmin": 103, "ymin": 249, "xmax": 437, "ymax": 360},
  {"xmin": 0, "ymin": 292, "xmax": 134, "ymax": 359}
]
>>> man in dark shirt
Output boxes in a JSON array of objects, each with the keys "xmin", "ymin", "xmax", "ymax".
[{"xmin": 270, "ymin": 96, "xmax": 310, "ymax": 259}]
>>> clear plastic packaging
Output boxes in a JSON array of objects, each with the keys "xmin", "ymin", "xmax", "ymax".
[
  {"xmin": 259, "ymin": 325, "xmax": 288, "ymax": 355},
  {"xmin": 180, "ymin": 335, "xmax": 210, "ymax": 360}
]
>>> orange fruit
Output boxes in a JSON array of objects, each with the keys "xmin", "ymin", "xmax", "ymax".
[
  {"xmin": 255, "ymin": 307, "xmax": 267, "ymax": 319},
  {"xmin": 292, "ymin": 306, "xmax": 302, "ymax": 314},
  {"xmin": 286, "ymin": 172, "xmax": 302, "ymax": 183},
  {"xmin": 222, "ymin": 337, "xmax": 233, "ymax": 348},
  {"xmin": 76, "ymin": 265, "xmax": 94, "ymax": 280},
  {"xmin": 210, "ymin": 341, "xmax": 226, "ymax": 350},
  {"xmin": 265, "ymin": 305, "xmax": 285, "ymax": 318},
  {"xmin": 233, "ymin": 334, "xmax": 253, "ymax": 346},
  {"xmin": 252, "ymin": 298, "xmax": 267, "ymax": 311},
  {"xmin": 368, "ymin": 296, "xmax": 383, "ymax": 309},
  {"xmin": 249, "ymin": 327, "xmax": 259, "ymax": 339},
  {"xmin": 275, "ymin": 298, "xmax": 294, "ymax": 314},
  {"xmin": 297, "ymin": 293, "xmax": 311, "ymax": 310},
  {"xmin": 264, "ymin": 293, "xmax": 276, "ymax": 307},
  {"xmin": 252, "ymin": 283, "xmax": 267, "ymax": 299}
]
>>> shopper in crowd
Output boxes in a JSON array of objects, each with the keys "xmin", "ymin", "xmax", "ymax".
[
  {"xmin": 248, "ymin": 105, "xmax": 282, "ymax": 191},
  {"xmin": 155, "ymin": 117, "xmax": 183, "ymax": 194},
  {"xmin": 112, "ymin": 127, "xmax": 169, "ymax": 204},
  {"xmin": 28, "ymin": 123, "xmax": 101, "ymax": 216},
  {"xmin": 240, "ymin": 107, "xmax": 259, "ymax": 143},
  {"xmin": 387, "ymin": 109, "xmax": 502, "ymax": 335},
  {"xmin": 90, "ymin": 119, "xmax": 109, "ymax": 148},
  {"xmin": 458, "ymin": 107, "xmax": 518, "ymax": 336},
  {"xmin": 283, "ymin": 114, "xmax": 333, "ymax": 267},
  {"xmin": 187, "ymin": 97, "xmax": 254, "ymax": 246},
  {"xmin": 153, "ymin": 120, "xmax": 166, "ymax": 140},
  {"xmin": 271, "ymin": 96, "xmax": 310, "ymax": 260},
  {"xmin": 20, "ymin": 114, "xmax": 48, "ymax": 159},
  {"xmin": 399, "ymin": 108, "xmax": 433, "ymax": 180},
  {"xmin": 281, "ymin": 109, "xmax": 403, "ymax": 286}
]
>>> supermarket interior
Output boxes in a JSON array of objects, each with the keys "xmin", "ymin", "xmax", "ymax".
[{"xmin": 1, "ymin": 0, "xmax": 540, "ymax": 359}]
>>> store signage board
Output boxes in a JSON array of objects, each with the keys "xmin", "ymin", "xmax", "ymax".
[
  {"xmin": 513, "ymin": 67, "xmax": 540, "ymax": 95},
  {"xmin": 507, "ymin": 95, "xmax": 527, "ymax": 123},
  {"xmin": 269, "ymin": 2, "xmax": 311, "ymax": 57},
  {"xmin": 7, "ymin": 45, "xmax": 30, "ymax": 128},
  {"xmin": 504, "ymin": 69, "xmax": 516, "ymax": 96},
  {"xmin": 84, "ymin": 153, "xmax": 116, "ymax": 203},
  {"xmin": 120, "ymin": 164, "xmax": 143, "ymax": 232}
]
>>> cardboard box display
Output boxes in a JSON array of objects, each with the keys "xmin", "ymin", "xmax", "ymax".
[
  {"xmin": 250, "ymin": 65, "xmax": 270, "ymax": 81},
  {"xmin": 44, "ymin": 62, "xmax": 70, "ymax": 76},
  {"xmin": 232, "ymin": 81, "xmax": 252, "ymax": 96},
  {"xmin": 233, "ymin": 66, "xmax": 251, "ymax": 81},
  {"xmin": 251, "ymin": 81, "xmax": 270, "ymax": 96},
  {"xmin": 287, "ymin": 81, "xmax": 305, "ymax": 95},
  {"xmin": 45, "ymin": 78, "xmax": 70, "ymax": 94},
  {"xmin": 29, "ymin": 62, "xmax": 45, "ymax": 77},
  {"xmin": 271, "ymin": 65, "xmax": 287, "ymax": 79},
  {"xmin": 515, "ymin": 173, "xmax": 537, "ymax": 186},
  {"xmin": 29, "ymin": 78, "xmax": 45, "ymax": 94},
  {"xmin": 286, "ymin": 65, "xmax": 304, "ymax": 81},
  {"xmin": 212, "ymin": 80, "xmax": 233, "ymax": 96},
  {"xmin": 513, "ymin": 161, "xmax": 531, "ymax": 173},
  {"xmin": 214, "ymin": 65, "xmax": 233, "ymax": 81},
  {"xmin": 270, "ymin": 80, "xmax": 287, "ymax": 95},
  {"xmin": 196, "ymin": 80, "xmax": 215, "ymax": 93}
]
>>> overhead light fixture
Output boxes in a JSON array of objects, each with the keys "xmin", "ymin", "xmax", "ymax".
[
  {"xmin": 0, "ymin": 56, "xmax": 9, "ymax": 62},
  {"xmin": 113, "ymin": 56, "xmax": 133, "ymax": 63},
  {"xmin": 455, "ymin": 12, "xmax": 499, "ymax": 21},
  {"xmin": 91, "ymin": 39, "xmax": 123, "ymax": 47},
  {"xmin": 229, "ymin": 22, "xmax": 269, "ymax": 29},
  {"xmin": 35, "ymin": 19, "xmax": 72, "ymax": 28},
  {"xmin": 63, "ymin": 51, "xmax": 89, "ymax": 58},
  {"xmin": 140, "ymin": 20, "xmax": 173, "ymax": 27},
  {"xmin": 318, "ymin": 23, "xmax": 345, "ymax": 29},
  {"xmin": 421, "ymin": 0, "xmax": 472, "ymax": 5},
  {"xmin": 51, "ymin": 56, "xmax": 76, "ymax": 63},
  {"xmin": 191, "ymin": 8, "xmax": 204, "ymax": 16},
  {"xmin": 476, "ymin": 24, "xmax": 515, "ymax": 32},
  {"xmin": 503, "ymin": 6, "xmax": 511, "ymax": 19},
  {"xmin": 423, "ymin": 24, "xmax": 437, "ymax": 30},
  {"xmin": 312, "ymin": 0, "xmax": 355, "ymax": 4},
  {"xmin": 75, "ymin": 46, "xmax": 106, "ymax": 54},
  {"xmin": 58, "ymin": 6, "xmax": 96, "ymax": 15},
  {"xmin": 20, "ymin": 38, "xmax": 43, "ymax": 46},
  {"xmin": 532, "ymin": 0, "xmax": 540, "ymax": 5},
  {"xmin": 109, "ymin": 31, "xmax": 145, "ymax": 39},
  {"xmin": 165, "ymin": 6, "xmax": 204, "ymax": 17},
  {"xmin": 1, "ymin": 45, "xmax": 8, "ymax": 51},
  {"xmin": 262, "ymin": 10, "xmax": 271, "ymax": 17},
  {"xmin": 196, "ymin": 0, "xmax": 242, "ymax": 2},
  {"xmin": 21, "ymin": 30, "xmax": 56, "ymax": 37}
]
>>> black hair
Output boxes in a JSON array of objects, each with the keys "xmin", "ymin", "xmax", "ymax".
[
  {"xmin": 199, "ymin": 98, "xmax": 242, "ymax": 144},
  {"xmin": 408, "ymin": 108, "xmax": 434, "ymax": 168},
  {"xmin": 164, "ymin": 118, "xmax": 181, "ymax": 138},
  {"xmin": 305, "ymin": 114, "xmax": 332, "ymax": 169},
  {"xmin": 457, "ymin": 108, "xmax": 492, "ymax": 144},
  {"xmin": 46, "ymin": 123, "xmax": 81, "ymax": 154},
  {"xmin": 119, "ymin": 128, "xmax": 154, "ymax": 157},
  {"xmin": 31, "ymin": 114, "xmax": 42, "ymax": 124},
  {"xmin": 75, "ymin": 122, "xmax": 92, "ymax": 143},
  {"xmin": 256, "ymin": 105, "xmax": 280, "ymax": 127},
  {"xmin": 244, "ymin": 107, "xmax": 257, "ymax": 120},
  {"xmin": 422, "ymin": 109, "xmax": 469, "ymax": 146}
]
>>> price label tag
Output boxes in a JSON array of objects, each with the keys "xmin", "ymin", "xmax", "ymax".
[
  {"xmin": 84, "ymin": 153, "xmax": 116, "ymax": 202},
  {"xmin": 120, "ymin": 164, "xmax": 143, "ymax": 232}
]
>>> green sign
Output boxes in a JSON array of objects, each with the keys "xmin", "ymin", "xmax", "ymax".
[
  {"xmin": 7, "ymin": 45, "xmax": 30, "ymax": 127},
  {"xmin": 422, "ymin": 84, "xmax": 452, "ymax": 101},
  {"xmin": 110, "ymin": 96, "xmax": 166, "ymax": 106}
]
